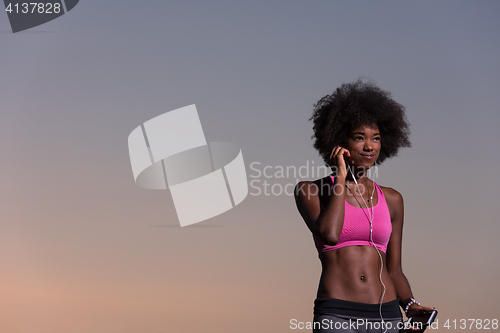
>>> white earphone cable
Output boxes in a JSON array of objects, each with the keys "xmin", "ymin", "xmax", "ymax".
[{"xmin": 348, "ymin": 163, "xmax": 387, "ymax": 333}]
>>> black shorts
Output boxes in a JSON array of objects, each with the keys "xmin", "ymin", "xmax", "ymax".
[{"xmin": 313, "ymin": 298, "xmax": 403, "ymax": 333}]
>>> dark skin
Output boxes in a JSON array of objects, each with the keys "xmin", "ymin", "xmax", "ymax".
[{"xmin": 295, "ymin": 124, "xmax": 435, "ymax": 332}]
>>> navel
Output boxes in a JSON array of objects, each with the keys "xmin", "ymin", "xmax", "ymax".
[{"xmin": 360, "ymin": 273, "xmax": 365, "ymax": 281}]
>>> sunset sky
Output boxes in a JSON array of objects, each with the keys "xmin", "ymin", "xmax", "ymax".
[{"xmin": 1, "ymin": 1, "xmax": 499, "ymax": 332}]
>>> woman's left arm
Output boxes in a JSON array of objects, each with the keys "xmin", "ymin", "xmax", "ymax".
[{"xmin": 384, "ymin": 188, "xmax": 435, "ymax": 323}]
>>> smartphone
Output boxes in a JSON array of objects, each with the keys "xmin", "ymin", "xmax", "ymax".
[{"xmin": 404, "ymin": 310, "xmax": 438, "ymax": 330}]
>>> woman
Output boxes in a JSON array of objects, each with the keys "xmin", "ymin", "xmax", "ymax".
[{"xmin": 294, "ymin": 80, "xmax": 435, "ymax": 332}]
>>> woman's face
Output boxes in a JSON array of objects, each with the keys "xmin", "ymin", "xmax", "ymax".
[{"xmin": 345, "ymin": 123, "xmax": 381, "ymax": 170}]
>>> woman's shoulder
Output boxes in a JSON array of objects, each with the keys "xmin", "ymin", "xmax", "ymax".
[
  {"xmin": 377, "ymin": 185, "xmax": 405, "ymax": 222},
  {"xmin": 294, "ymin": 176, "xmax": 332, "ymax": 199},
  {"xmin": 296, "ymin": 175, "xmax": 332, "ymax": 186},
  {"xmin": 378, "ymin": 184, "xmax": 404, "ymax": 206}
]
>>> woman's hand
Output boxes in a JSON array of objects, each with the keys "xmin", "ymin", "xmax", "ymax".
[
  {"xmin": 329, "ymin": 146, "xmax": 350, "ymax": 180},
  {"xmin": 405, "ymin": 304, "xmax": 436, "ymax": 332}
]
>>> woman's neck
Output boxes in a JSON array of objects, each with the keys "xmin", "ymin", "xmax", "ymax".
[{"xmin": 345, "ymin": 165, "xmax": 368, "ymax": 182}]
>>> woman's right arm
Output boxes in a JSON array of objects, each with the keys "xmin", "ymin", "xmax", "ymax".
[
  {"xmin": 294, "ymin": 147, "xmax": 350, "ymax": 245},
  {"xmin": 294, "ymin": 178, "xmax": 346, "ymax": 245}
]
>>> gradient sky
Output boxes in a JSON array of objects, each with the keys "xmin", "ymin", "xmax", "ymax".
[{"xmin": 1, "ymin": 1, "xmax": 499, "ymax": 332}]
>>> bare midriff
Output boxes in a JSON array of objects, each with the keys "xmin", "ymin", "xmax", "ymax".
[{"xmin": 317, "ymin": 245, "xmax": 398, "ymax": 304}]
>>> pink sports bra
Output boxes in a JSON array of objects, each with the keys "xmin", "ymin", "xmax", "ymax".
[{"xmin": 313, "ymin": 175, "xmax": 392, "ymax": 254}]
